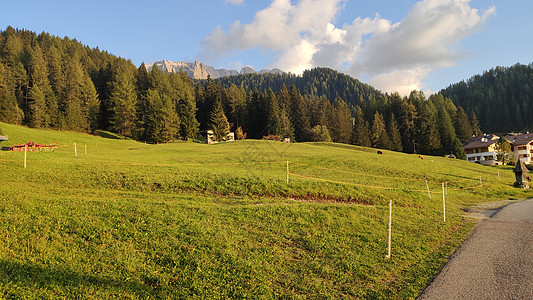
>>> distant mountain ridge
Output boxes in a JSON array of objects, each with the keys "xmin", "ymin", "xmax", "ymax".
[{"xmin": 145, "ymin": 60, "xmax": 284, "ymax": 80}]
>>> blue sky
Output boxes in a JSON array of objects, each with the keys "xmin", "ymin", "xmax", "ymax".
[{"xmin": 1, "ymin": 0, "xmax": 531, "ymax": 95}]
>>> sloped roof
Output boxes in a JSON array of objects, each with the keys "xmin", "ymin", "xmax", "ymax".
[
  {"xmin": 463, "ymin": 134, "xmax": 499, "ymax": 150},
  {"xmin": 504, "ymin": 133, "xmax": 533, "ymax": 146}
]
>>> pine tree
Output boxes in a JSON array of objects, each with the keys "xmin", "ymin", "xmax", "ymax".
[
  {"xmin": 436, "ymin": 105, "xmax": 457, "ymax": 155},
  {"xmin": 418, "ymin": 104, "xmax": 442, "ymax": 155},
  {"xmin": 388, "ymin": 113, "xmax": 403, "ymax": 152},
  {"xmin": 471, "ymin": 113, "xmax": 482, "ymax": 136},
  {"xmin": 351, "ymin": 106, "xmax": 371, "ymax": 147},
  {"xmin": 331, "ymin": 97, "xmax": 353, "ymax": 144},
  {"xmin": 371, "ymin": 111, "xmax": 391, "ymax": 149},
  {"xmin": 109, "ymin": 66, "xmax": 137, "ymax": 137},
  {"xmin": 0, "ymin": 61, "xmax": 23, "ymax": 124},
  {"xmin": 209, "ymin": 100, "xmax": 230, "ymax": 142},
  {"xmin": 454, "ymin": 107, "xmax": 472, "ymax": 142},
  {"xmin": 160, "ymin": 97, "xmax": 180, "ymax": 142},
  {"xmin": 266, "ymin": 89, "xmax": 282, "ymax": 136},
  {"xmin": 27, "ymin": 85, "xmax": 46, "ymax": 128},
  {"xmin": 452, "ymin": 137, "xmax": 466, "ymax": 160},
  {"xmin": 397, "ymin": 94, "xmax": 418, "ymax": 153},
  {"xmin": 178, "ymin": 96, "xmax": 200, "ymax": 141},
  {"xmin": 289, "ymin": 85, "xmax": 310, "ymax": 142}
]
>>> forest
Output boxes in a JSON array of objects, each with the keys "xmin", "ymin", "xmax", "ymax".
[
  {"xmin": 439, "ymin": 63, "xmax": 533, "ymax": 133},
  {"xmin": 0, "ymin": 27, "xmax": 529, "ymax": 158}
]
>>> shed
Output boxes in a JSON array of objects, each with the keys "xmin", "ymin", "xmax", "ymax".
[{"xmin": 0, "ymin": 135, "xmax": 7, "ymax": 142}]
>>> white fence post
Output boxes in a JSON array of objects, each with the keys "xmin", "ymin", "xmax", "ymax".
[
  {"xmin": 386, "ymin": 200, "xmax": 392, "ymax": 259},
  {"xmin": 286, "ymin": 161, "xmax": 289, "ymax": 184},
  {"xmin": 24, "ymin": 145, "xmax": 27, "ymax": 168},
  {"xmin": 74, "ymin": 143, "xmax": 78, "ymax": 158},
  {"xmin": 425, "ymin": 179, "xmax": 431, "ymax": 199},
  {"xmin": 442, "ymin": 183, "xmax": 446, "ymax": 222}
]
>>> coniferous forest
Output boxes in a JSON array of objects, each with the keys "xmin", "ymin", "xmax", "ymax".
[
  {"xmin": 439, "ymin": 63, "xmax": 533, "ymax": 133},
  {"xmin": 0, "ymin": 27, "xmax": 531, "ymax": 158}
]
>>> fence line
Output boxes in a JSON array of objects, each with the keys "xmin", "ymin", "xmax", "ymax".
[{"xmin": 0, "ymin": 149, "xmax": 504, "ymax": 193}]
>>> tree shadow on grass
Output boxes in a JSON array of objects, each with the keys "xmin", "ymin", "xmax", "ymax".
[{"xmin": 0, "ymin": 259, "xmax": 156, "ymax": 297}]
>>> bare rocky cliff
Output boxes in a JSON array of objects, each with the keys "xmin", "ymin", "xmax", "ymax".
[{"xmin": 145, "ymin": 60, "xmax": 283, "ymax": 79}]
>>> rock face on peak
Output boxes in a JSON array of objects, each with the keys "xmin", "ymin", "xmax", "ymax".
[{"xmin": 145, "ymin": 60, "xmax": 284, "ymax": 80}]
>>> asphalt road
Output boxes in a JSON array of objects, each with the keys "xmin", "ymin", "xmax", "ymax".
[{"xmin": 418, "ymin": 199, "xmax": 533, "ymax": 300}]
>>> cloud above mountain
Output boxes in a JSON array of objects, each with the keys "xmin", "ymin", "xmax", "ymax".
[{"xmin": 199, "ymin": 0, "xmax": 495, "ymax": 95}]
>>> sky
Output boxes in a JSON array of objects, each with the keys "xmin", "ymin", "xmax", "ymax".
[{"xmin": 1, "ymin": 0, "xmax": 531, "ymax": 96}]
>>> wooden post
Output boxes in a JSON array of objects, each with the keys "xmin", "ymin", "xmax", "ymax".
[
  {"xmin": 498, "ymin": 170, "xmax": 500, "ymax": 181},
  {"xmin": 85, "ymin": 144, "xmax": 87, "ymax": 155},
  {"xmin": 425, "ymin": 179, "xmax": 431, "ymax": 199},
  {"xmin": 386, "ymin": 200, "xmax": 392, "ymax": 259},
  {"xmin": 479, "ymin": 176, "xmax": 482, "ymax": 187},
  {"xmin": 442, "ymin": 183, "xmax": 446, "ymax": 222},
  {"xmin": 286, "ymin": 161, "xmax": 289, "ymax": 184},
  {"xmin": 24, "ymin": 144, "xmax": 27, "ymax": 168},
  {"xmin": 74, "ymin": 143, "xmax": 78, "ymax": 158}
]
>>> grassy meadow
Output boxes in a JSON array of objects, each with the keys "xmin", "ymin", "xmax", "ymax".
[{"xmin": 0, "ymin": 122, "xmax": 532, "ymax": 299}]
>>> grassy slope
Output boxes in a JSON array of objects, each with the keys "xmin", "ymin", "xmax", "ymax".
[{"xmin": 0, "ymin": 122, "xmax": 531, "ymax": 299}]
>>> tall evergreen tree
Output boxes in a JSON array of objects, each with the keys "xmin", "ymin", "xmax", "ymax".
[
  {"xmin": 471, "ymin": 113, "xmax": 482, "ymax": 136},
  {"xmin": 209, "ymin": 100, "xmax": 230, "ymax": 142},
  {"xmin": 454, "ymin": 106, "xmax": 473, "ymax": 142},
  {"xmin": 160, "ymin": 97, "xmax": 180, "ymax": 142},
  {"xmin": 452, "ymin": 137, "xmax": 466, "ymax": 160},
  {"xmin": 371, "ymin": 111, "xmax": 391, "ymax": 149},
  {"xmin": 388, "ymin": 113, "xmax": 403, "ymax": 152},
  {"xmin": 0, "ymin": 61, "xmax": 23, "ymax": 124},
  {"xmin": 178, "ymin": 96, "xmax": 200, "ymax": 141},
  {"xmin": 109, "ymin": 66, "xmax": 137, "ymax": 137},
  {"xmin": 331, "ymin": 97, "xmax": 353, "ymax": 144},
  {"xmin": 289, "ymin": 84, "xmax": 310, "ymax": 142},
  {"xmin": 418, "ymin": 103, "xmax": 442, "ymax": 155},
  {"xmin": 27, "ymin": 85, "xmax": 46, "ymax": 128},
  {"xmin": 265, "ymin": 89, "xmax": 282, "ymax": 136},
  {"xmin": 351, "ymin": 106, "xmax": 371, "ymax": 147}
]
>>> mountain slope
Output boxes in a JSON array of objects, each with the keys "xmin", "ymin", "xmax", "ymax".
[
  {"xmin": 214, "ymin": 67, "xmax": 385, "ymax": 107},
  {"xmin": 439, "ymin": 63, "xmax": 533, "ymax": 132},
  {"xmin": 145, "ymin": 60, "xmax": 284, "ymax": 80}
]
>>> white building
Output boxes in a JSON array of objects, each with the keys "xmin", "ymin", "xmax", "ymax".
[
  {"xmin": 504, "ymin": 133, "xmax": 533, "ymax": 164},
  {"xmin": 463, "ymin": 134, "xmax": 501, "ymax": 165}
]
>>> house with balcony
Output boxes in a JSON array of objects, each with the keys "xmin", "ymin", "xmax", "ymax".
[
  {"xmin": 463, "ymin": 134, "xmax": 501, "ymax": 165},
  {"xmin": 504, "ymin": 133, "xmax": 533, "ymax": 164}
]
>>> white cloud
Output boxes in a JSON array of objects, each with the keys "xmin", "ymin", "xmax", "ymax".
[
  {"xmin": 199, "ymin": 0, "xmax": 495, "ymax": 95},
  {"xmin": 224, "ymin": 0, "xmax": 245, "ymax": 5}
]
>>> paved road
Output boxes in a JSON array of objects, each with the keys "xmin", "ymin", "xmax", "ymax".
[{"xmin": 418, "ymin": 199, "xmax": 533, "ymax": 300}]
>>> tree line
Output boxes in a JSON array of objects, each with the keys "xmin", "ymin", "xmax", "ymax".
[
  {"xmin": 0, "ymin": 27, "xmax": 508, "ymax": 159},
  {"xmin": 440, "ymin": 63, "xmax": 533, "ymax": 133}
]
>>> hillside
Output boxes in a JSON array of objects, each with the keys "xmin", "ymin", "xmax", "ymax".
[
  {"xmin": 439, "ymin": 63, "xmax": 533, "ymax": 132},
  {"xmin": 1, "ymin": 122, "xmax": 532, "ymax": 298},
  {"xmin": 214, "ymin": 67, "xmax": 385, "ymax": 108}
]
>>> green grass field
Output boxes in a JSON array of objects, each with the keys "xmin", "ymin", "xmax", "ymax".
[{"xmin": 1, "ymin": 122, "xmax": 532, "ymax": 299}]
